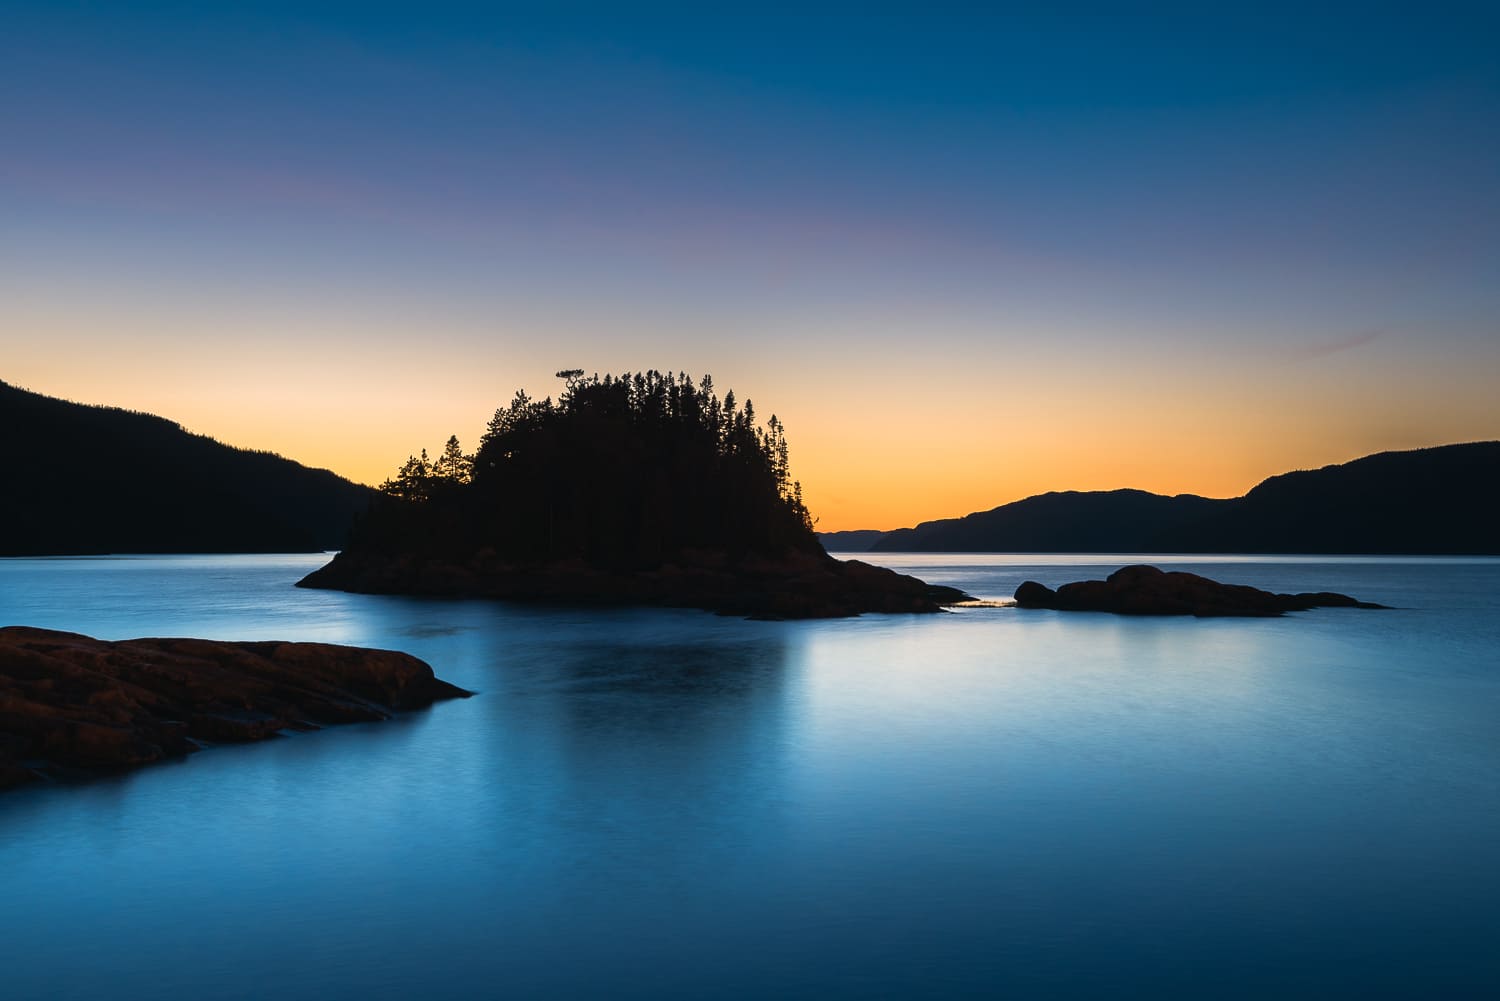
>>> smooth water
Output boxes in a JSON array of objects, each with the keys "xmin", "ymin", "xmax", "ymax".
[{"xmin": 2, "ymin": 553, "xmax": 1498, "ymax": 999}]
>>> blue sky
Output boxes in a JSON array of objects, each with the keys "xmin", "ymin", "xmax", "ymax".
[{"xmin": 4, "ymin": 3, "xmax": 1497, "ymax": 526}]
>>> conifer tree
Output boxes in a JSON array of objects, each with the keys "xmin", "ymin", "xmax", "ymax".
[{"xmin": 433, "ymin": 435, "xmax": 472, "ymax": 484}]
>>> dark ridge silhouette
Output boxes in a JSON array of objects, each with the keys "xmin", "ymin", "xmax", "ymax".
[
  {"xmin": 1188, "ymin": 443, "xmax": 1500, "ymax": 554},
  {"xmin": 876, "ymin": 489, "xmax": 1223, "ymax": 553},
  {"xmin": 299, "ymin": 370, "xmax": 968, "ymax": 617},
  {"xmin": 0, "ymin": 380, "xmax": 376, "ymax": 555},
  {"xmin": 816, "ymin": 529, "xmax": 887, "ymax": 552},
  {"xmin": 863, "ymin": 442, "xmax": 1500, "ymax": 554}
]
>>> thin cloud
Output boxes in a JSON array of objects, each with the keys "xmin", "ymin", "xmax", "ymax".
[{"xmin": 1289, "ymin": 329, "xmax": 1383, "ymax": 361}]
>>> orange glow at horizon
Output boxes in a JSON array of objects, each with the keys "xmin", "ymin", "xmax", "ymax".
[{"xmin": 7, "ymin": 332, "xmax": 1496, "ymax": 534}]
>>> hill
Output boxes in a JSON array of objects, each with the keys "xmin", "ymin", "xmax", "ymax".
[
  {"xmin": 0, "ymin": 380, "xmax": 376, "ymax": 555},
  {"xmin": 816, "ymin": 529, "xmax": 887, "ymax": 552},
  {"xmin": 861, "ymin": 442, "xmax": 1500, "ymax": 554},
  {"xmin": 875, "ymin": 489, "xmax": 1225, "ymax": 553}
]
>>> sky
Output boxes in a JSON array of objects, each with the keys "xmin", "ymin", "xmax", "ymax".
[{"xmin": 3, "ymin": 3, "xmax": 1497, "ymax": 530}]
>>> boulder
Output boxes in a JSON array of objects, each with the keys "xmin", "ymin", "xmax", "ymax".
[{"xmin": 1013, "ymin": 580, "xmax": 1058, "ymax": 606}]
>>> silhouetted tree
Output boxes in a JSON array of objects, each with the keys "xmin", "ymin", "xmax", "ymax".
[
  {"xmin": 433, "ymin": 435, "xmax": 472, "ymax": 484},
  {"xmin": 381, "ymin": 449, "xmax": 432, "ymax": 502}
]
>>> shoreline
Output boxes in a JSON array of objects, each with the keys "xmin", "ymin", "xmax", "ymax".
[{"xmin": 0, "ymin": 626, "xmax": 471, "ymax": 792}]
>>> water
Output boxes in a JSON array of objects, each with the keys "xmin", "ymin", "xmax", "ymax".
[{"xmin": 2, "ymin": 553, "xmax": 1498, "ymax": 999}]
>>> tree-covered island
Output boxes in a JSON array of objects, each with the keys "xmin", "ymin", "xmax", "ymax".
[{"xmin": 298, "ymin": 370, "xmax": 968, "ymax": 617}]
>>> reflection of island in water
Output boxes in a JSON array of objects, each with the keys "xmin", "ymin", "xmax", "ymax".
[
  {"xmin": 466, "ymin": 612, "xmax": 802, "ymax": 897},
  {"xmin": 299, "ymin": 370, "xmax": 967, "ymax": 617}
]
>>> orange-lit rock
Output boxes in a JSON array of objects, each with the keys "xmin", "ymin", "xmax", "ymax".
[{"xmin": 0, "ymin": 626, "xmax": 470, "ymax": 791}]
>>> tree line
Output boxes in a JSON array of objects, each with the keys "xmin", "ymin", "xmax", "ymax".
[{"xmin": 354, "ymin": 370, "xmax": 819, "ymax": 567}]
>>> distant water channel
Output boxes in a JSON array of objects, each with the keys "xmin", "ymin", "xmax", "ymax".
[{"xmin": 3, "ymin": 553, "xmax": 1498, "ymax": 999}]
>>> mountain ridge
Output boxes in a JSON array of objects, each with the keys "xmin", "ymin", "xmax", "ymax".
[
  {"xmin": 1, "ymin": 379, "xmax": 376, "ymax": 555},
  {"xmin": 818, "ymin": 442, "xmax": 1500, "ymax": 555}
]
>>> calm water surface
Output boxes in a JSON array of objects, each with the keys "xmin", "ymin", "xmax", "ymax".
[{"xmin": 2, "ymin": 553, "xmax": 1498, "ymax": 999}]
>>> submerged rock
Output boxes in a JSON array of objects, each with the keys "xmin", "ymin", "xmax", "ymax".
[
  {"xmin": 1012, "ymin": 564, "xmax": 1387, "ymax": 617},
  {"xmin": 0, "ymin": 626, "xmax": 470, "ymax": 791}
]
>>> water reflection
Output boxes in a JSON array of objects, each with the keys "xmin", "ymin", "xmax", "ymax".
[
  {"xmin": 465, "ymin": 621, "xmax": 798, "ymax": 894},
  {"xmin": 3, "ymin": 555, "xmax": 1500, "ymax": 999}
]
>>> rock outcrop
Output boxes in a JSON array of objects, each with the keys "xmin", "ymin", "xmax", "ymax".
[
  {"xmin": 1013, "ymin": 564, "xmax": 1387, "ymax": 617},
  {"xmin": 0, "ymin": 626, "xmax": 470, "ymax": 791},
  {"xmin": 298, "ymin": 549, "xmax": 971, "ymax": 619}
]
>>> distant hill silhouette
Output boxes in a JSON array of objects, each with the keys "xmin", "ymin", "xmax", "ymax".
[
  {"xmin": 817, "ymin": 529, "xmax": 888, "ymax": 552},
  {"xmin": 0, "ymin": 380, "xmax": 375, "ymax": 555},
  {"xmin": 850, "ymin": 443, "xmax": 1500, "ymax": 554},
  {"xmin": 875, "ymin": 489, "xmax": 1225, "ymax": 553}
]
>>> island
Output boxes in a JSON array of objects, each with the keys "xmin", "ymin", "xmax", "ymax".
[
  {"xmin": 298, "ymin": 370, "xmax": 970, "ymax": 617},
  {"xmin": 1013, "ymin": 564, "xmax": 1388, "ymax": 617},
  {"xmin": 0, "ymin": 626, "xmax": 471, "ymax": 791}
]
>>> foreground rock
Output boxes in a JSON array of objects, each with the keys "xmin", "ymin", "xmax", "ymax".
[
  {"xmin": 0, "ymin": 626, "xmax": 470, "ymax": 791},
  {"xmin": 299, "ymin": 549, "xmax": 970, "ymax": 619},
  {"xmin": 1013, "ymin": 564, "xmax": 1388, "ymax": 617}
]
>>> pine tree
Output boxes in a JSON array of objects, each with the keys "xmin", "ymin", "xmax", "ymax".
[{"xmin": 433, "ymin": 435, "xmax": 472, "ymax": 484}]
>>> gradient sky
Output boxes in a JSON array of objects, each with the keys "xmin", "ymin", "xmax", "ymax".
[{"xmin": 4, "ymin": 3, "xmax": 1498, "ymax": 530}]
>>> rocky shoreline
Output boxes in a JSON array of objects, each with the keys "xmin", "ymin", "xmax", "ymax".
[
  {"xmin": 297, "ymin": 549, "xmax": 972, "ymax": 619},
  {"xmin": 1014, "ymin": 564, "xmax": 1387, "ymax": 617},
  {"xmin": 0, "ymin": 626, "xmax": 470, "ymax": 791}
]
